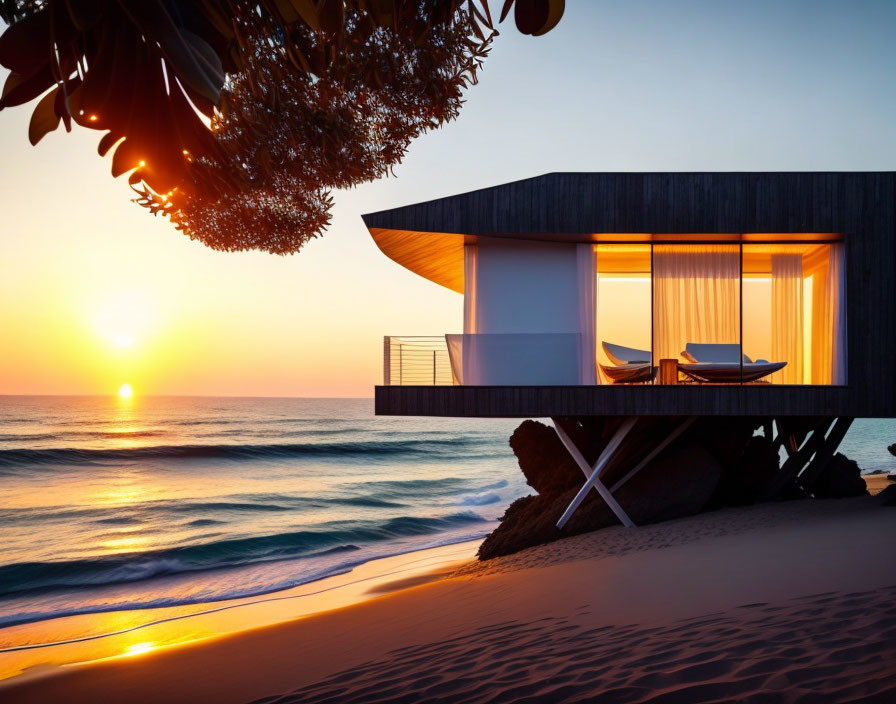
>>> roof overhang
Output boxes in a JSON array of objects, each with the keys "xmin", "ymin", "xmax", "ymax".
[{"xmin": 363, "ymin": 172, "xmax": 873, "ymax": 292}]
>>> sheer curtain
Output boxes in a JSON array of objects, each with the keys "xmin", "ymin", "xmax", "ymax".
[
  {"xmin": 653, "ymin": 245, "xmax": 740, "ymax": 361},
  {"xmin": 445, "ymin": 244, "xmax": 479, "ymax": 385},
  {"xmin": 808, "ymin": 243, "xmax": 847, "ymax": 385},
  {"xmin": 830, "ymin": 243, "xmax": 847, "ymax": 384},
  {"xmin": 463, "ymin": 243, "xmax": 478, "ymax": 334},
  {"xmin": 771, "ymin": 254, "xmax": 804, "ymax": 383},
  {"xmin": 576, "ymin": 244, "xmax": 598, "ymax": 385}
]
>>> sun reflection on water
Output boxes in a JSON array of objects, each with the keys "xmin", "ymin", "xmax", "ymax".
[{"xmin": 123, "ymin": 641, "xmax": 155, "ymax": 657}]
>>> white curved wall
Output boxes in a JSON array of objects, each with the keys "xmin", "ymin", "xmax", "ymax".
[{"xmin": 470, "ymin": 240, "xmax": 580, "ymax": 334}]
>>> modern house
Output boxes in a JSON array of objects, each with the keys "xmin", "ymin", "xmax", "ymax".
[{"xmin": 363, "ymin": 173, "xmax": 894, "ymax": 527}]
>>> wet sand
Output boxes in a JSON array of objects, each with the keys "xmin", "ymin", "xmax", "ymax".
[{"xmin": 2, "ymin": 494, "xmax": 894, "ymax": 703}]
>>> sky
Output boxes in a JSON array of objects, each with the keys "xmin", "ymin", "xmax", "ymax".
[{"xmin": 1, "ymin": 0, "xmax": 896, "ymax": 397}]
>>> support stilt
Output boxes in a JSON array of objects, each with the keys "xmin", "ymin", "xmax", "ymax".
[
  {"xmin": 759, "ymin": 417, "xmax": 834, "ymax": 501},
  {"xmin": 797, "ymin": 417, "xmax": 854, "ymax": 494},
  {"xmin": 553, "ymin": 417, "xmax": 637, "ymax": 530},
  {"xmin": 609, "ymin": 417, "xmax": 696, "ymax": 493}
]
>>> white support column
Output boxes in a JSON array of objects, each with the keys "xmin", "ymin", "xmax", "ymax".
[
  {"xmin": 553, "ymin": 418, "xmax": 637, "ymax": 530},
  {"xmin": 609, "ymin": 417, "xmax": 696, "ymax": 493}
]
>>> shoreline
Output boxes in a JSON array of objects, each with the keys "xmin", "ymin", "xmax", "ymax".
[
  {"xmin": 1, "ymin": 492, "xmax": 893, "ymax": 702},
  {"xmin": 1, "ymin": 474, "xmax": 891, "ymax": 686},
  {"xmin": 0, "ymin": 539, "xmax": 481, "ymax": 683}
]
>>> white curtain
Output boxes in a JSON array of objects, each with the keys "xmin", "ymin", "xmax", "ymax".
[
  {"xmin": 808, "ymin": 243, "xmax": 847, "ymax": 385},
  {"xmin": 576, "ymin": 244, "xmax": 598, "ymax": 384},
  {"xmin": 830, "ymin": 243, "xmax": 847, "ymax": 384},
  {"xmin": 771, "ymin": 254, "xmax": 804, "ymax": 383},
  {"xmin": 445, "ymin": 334, "xmax": 463, "ymax": 385},
  {"xmin": 463, "ymin": 244, "xmax": 478, "ymax": 334},
  {"xmin": 653, "ymin": 245, "xmax": 740, "ymax": 362}
]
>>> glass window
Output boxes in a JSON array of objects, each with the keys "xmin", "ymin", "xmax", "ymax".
[
  {"xmin": 595, "ymin": 245, "xmax": 653, "ymax": 384},
  {"xmin": 653, "ymin": 244, "xmax": 741, "ymax": 382},
  {"xmin": 742, "ymin": 243, "xmax": 847, "ymax": 384}
]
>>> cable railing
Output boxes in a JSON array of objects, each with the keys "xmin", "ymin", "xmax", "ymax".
[{"xmin": 383, "ymin": 336, "xmax": 455, "ymax": 386}]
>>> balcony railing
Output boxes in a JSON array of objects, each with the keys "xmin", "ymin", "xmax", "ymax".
[{"xmin": 383, "ymin": 336, "xmax": 455, "ymax": 386}]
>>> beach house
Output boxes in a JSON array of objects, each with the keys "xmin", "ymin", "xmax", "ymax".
[{"xmin": 364, "ymin": 172, "xmax": 894, "ymax": 526}]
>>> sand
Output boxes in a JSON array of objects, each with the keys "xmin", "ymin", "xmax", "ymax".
[{"xmin": 2, "ymin": 495, "xmax": 894, "ymax": 703}]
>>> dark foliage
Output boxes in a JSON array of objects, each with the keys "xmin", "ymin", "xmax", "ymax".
[{"xmin": 0, "ymin": 0, "xmax": 564, "ymax": 253}]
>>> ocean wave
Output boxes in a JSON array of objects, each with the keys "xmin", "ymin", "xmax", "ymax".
[
  {"xmin": 0, "ymin": 535, "xmax": 487, "ymax": 633},
  {"xmin": 0, "ymin": 512, "xmax": 488, "ymax": 598},
  {"xmin": 0, "ymin": 438, "xmax": 491, "ymax": 469},
  {"xmin": 460, "ymin": 492, "xmax": 501, "ymax": 506}
]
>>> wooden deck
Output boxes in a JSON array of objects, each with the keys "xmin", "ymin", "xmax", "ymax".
[{"xmin": 374, "ymin": 384, "xmax": 871, "ymax": 418}]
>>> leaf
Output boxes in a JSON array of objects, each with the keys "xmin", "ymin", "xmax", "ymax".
[
  {"xmin": 0, "ymin": 63, "xmax": 55, "ymax": 108},
  {"xmin": 1, "ymin": 71, "xmax": 24, "ymax": 100},
  {"xmin": 289, "ymin": 0, "xmax": 321, "ymax": 31},
  {"xmin": 318, "ymin": 0, "xmax": 345, "ymax": 37},
  {"xmin": 514, "ymin": 0, "xmax": 549, "ymax": 35},
  {"xmin": 64, "ymin": 0, "xmax": 104, "ymax": 31},
  {"xmin": 117, "ymin": 1, "xmax": 224, "ymax": 105},
  {"xmin": 478, "ymin": 1, "xmax": 494, "ymax": 26},
  {"xmin": 0, "ymin": 8, "xmax": 50, "ymax": 75},
  {"xmin": 499, "ymin": 0, "xmax": 515, "ymax": 23},
  {"xmin": 181, "ymin": 29, "xmax": 225, "ymax": 93},
  {"xmin": 273, "ymin": 0, "xmax": 301, "ymax": 24},
  {"xmin": 28, "ymin": 86, "xmax": 60, "ymax": 145},
  {"xmin": 97, "ymin": 131, "xmax": 119, "ymax": 156},
  {"xmin": 532, "ymin": 0, "xmax": 564, "ymax": 36}
]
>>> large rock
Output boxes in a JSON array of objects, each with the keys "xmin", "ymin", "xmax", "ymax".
[
  {"xmin": 710, "ymin": 434, "xmax": 781, "ymax": 507},
  {"xmin": 879, "ymin": 484, "xmax": 896, "ymax": 506},
  {"xmin": 813, "ymin": 453, "xmax": 868, "ymax": 498},
  {"xmin": 508, "ymin": 420, "xmax": 582, "ymax": 496},
  {"xmin": 690, "ymin": 417, "xmax": 760, "ymax": 471},
  {"xmin": 888, "ymin": 443, "xmax": 896, "ymax": 457},
  {"xmin": 478, "ymin": 441, "xmax": 721, "ymax": 560}
]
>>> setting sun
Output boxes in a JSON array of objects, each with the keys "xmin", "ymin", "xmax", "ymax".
[{"xmin": 118, "ymin": 383, "xmax": 133, "ymax": 399}]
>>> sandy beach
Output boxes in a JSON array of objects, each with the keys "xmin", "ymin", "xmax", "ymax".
[{"xmin": 3, "ymin": 491, "xmax": 894, "ymax": 704}]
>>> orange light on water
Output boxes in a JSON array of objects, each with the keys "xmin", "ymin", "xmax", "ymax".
[{"xmin": 123, "ymin": 642, "xmax": 154, "ymax": 657}]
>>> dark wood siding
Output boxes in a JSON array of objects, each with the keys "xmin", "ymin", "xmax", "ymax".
[
  {"xmin": 364, "ymin": 173, "xmax": 896, "ymax": 418},
  {"xmin": 375, "ymin": 385, "xmax": 858, "ymax": 418}
]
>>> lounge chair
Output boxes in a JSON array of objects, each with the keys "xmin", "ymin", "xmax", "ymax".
[
  {"xmin": 678, "ymin": 343, "xmax": 786, "ymax": 383},
  {"xmin": 600, "ymin": 342, "xmax": 657, "ymax": 383}
]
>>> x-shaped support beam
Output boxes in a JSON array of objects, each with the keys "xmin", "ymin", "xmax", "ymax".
[
  {"xmin": 552, "ymin": 418, "xmax": 637, "ymax": 529},
  {"xmin": 551, "ymin": 416, "xmax": 696, "ymax": 531}
]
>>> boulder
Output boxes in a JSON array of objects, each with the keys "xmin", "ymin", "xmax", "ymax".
[
  {"xmin": 813, "ymin": 453, "xmax": 868, "ymax": 498},
  {"xmin": 508, "ymin": 420, "xmax": 582, "ymax": 496},
  {"xmin": 478, "ymin": 441, "xmax": 721, "ymax": 560},
  {"xmin": 888, "ymin": 443, "xmax": 896, "ymax": 457},
  {"xmin": 879, "ymin": 484, "xmax": 896, "ymax": 506},
  {"xmin": 711, "ymin": 434, "xmax": 780, "ymax": 507},
  {"xmin": 689, "ymin": 417, "xmax": 758, "ymax": 470}
]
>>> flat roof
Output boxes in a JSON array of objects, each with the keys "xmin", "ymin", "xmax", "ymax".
[{"xmin": 363, "ymin": 172, "xmax": 872, "ymax": 292}]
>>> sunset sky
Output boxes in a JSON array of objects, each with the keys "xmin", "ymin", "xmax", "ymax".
[{"xmin": 2, "ymin": 0, "xmax": 896, "ymax": 397}]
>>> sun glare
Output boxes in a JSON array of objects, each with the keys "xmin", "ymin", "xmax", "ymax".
[
  {"xmin": 91, "ymin": 291, "xmax": 156, "ymax": 351},
  {"xmin": 118, "ymin": 383, "xmax": 133, "ymax": 399},
  {"xmin": 123, "ymin": 642, "xmax": 154, "ymax": 657}
]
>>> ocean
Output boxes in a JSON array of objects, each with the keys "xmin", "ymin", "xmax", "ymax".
[{"xmin": 0, "ymin": 396, "xmax": 893, "ymax": 632}]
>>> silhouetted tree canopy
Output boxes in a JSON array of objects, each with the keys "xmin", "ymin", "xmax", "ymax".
[{"xmin": 0, "ymin": 0, "xmax": 564, "ymax": 254}]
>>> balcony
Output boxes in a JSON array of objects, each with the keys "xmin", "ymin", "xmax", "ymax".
[{"xmin": 383, "ymin": 337, "xmax": 455, "ymax": 386}]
